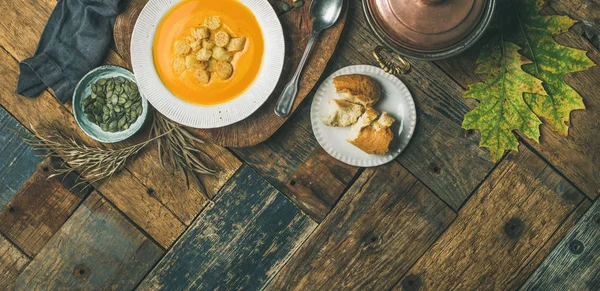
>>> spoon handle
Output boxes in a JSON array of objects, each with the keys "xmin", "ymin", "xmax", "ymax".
[{"xmin": 275, "ymin": 30, "xmax": 320, "ymax": 118}]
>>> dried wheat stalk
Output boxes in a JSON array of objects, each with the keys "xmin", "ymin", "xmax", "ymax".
[
  {"xmin": 25, "ymin": 125, "xmax": 166, "ymax": 187},
  {"xmin": 150, "ymin": 113, "xmax": 216, "ymax": 200}
]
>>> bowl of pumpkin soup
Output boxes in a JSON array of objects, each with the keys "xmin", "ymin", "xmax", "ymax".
[{"xmin": 131, "ymin": 0, "xmax": 284, "ymax": 128}]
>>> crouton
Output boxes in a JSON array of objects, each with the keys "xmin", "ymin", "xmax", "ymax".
[
  {"xmin": 214, "ymin": 31, "xmax": 230, "ymax": 47},
  {"xmin": 206, "ymin": 16, "xmax": 221, "ymax": 30},
  {"xmin": 191, "ymin": 26, "xmax": 210, "ymax": 39},
  {"xmin": 174, "ymin": 39, "xmax": 191, "ymax": 56},
  {"xmin": 227, "ymin": 36, "xmax": 246, "ymax": 52},
  {"xmin": 207, "ymin": 59, "xmax": 218, "ymax": 72},
  {"xmin": 215, "ymin": 61, "xmax": 233, "ymax": 80},
  {"xmin": 173, "ymin": 57, "xmax": 186, "ymax": 74},
  {"xmin": 194, "ymin": 69, "xmax": 211, "ymax": 84},
  {"xmin": 196, "ymin": 48, "xmax": 212, "ymax": 61},
  {"xmin": 202, "ymin": 39, "xmax": 215, "ymax": 49},
  {"xmin": 212, "ymin": 47, "xmax": 232, "ymax": 61},
  {"xmin": 185, "ymin": 55, "xmax": 201, "ymax": 70}
]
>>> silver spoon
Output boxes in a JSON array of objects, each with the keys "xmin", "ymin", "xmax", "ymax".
[{"xmin": 274, "ymin": 0, "xmax": 344, "ymax": 117}]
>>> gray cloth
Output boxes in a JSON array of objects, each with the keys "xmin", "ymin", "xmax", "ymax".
[{"xmin": 16, "ymin": 0, "xmax": 122, "ymax": 103}]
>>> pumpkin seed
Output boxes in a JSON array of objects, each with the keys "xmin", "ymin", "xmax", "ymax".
[
  {"xmin": 82, "ymin": 98, "xmax": 90, "ymax": 106},
  {"xmin": 124, "ymin": 101, "xmax": 132, "ymax": 108},
  {"xmin": 111, "ymin": 96, "xmax": 118, "ymax": 105},
  {"xmin": 98, "ymin": 78, "xmax": 107, "ymax": 85},
  {"xmin": 118, "ymin": 116, "xmax": 127, "ymax": 127},
  {"xmin": 118, "ymin": 97, "xmax": 127, "ymax": 105},
  {"xmin": 87, "ymin": 114, "xmax": 96, "ymax": 123},
  {"xmin": 280, "ymin": 1, "xmax": 291, "ymax": 12},
  {"xmin": 293, "ymin": 0, "xmax": 304, "ymax": 8},
  {"xmin": 114, "ymin": 106, "xmax": 122, "ymax": 113}
]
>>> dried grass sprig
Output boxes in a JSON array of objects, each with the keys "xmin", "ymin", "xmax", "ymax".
[
  {"xmin": 150, "ymin": 113, "xmax": 216, "ymax": 200},
  {"xmin": 25, "ymin": 125, "xmax": 170, "ymax": 187}
]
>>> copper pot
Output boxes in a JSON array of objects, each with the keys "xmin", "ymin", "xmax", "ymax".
[{"xmin": 363, "ymin": 0, "xmax": 496, "ymax": 60}]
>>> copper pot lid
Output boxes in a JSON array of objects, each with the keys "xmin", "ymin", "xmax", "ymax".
[{"xmin": 366, "ymin": 0, "xmax": 489, "ymax": 52}]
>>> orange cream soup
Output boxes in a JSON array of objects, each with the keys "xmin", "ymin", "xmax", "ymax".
[{"xmin": 153, "ymin": 0, "xmax": 264, "ymax": 105}]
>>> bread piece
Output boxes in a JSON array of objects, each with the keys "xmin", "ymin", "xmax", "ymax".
[
  {"xmin": 173, "ymin": 57, "xmax": 186, "ymax": 74},
  {"xmin": 215, "ymin": 61, "xmax": 233, "ymax": 80},
  {"xmin": 196, "ymin": 48, "xmax": 212, "ymax": 61},
  {"xmin": 194, "ymin": 69, "xmax": 210, "ymax": 84},
  {"xmin": 206, "ymin": 16, "xmax": 221, "ymax": 30},
  {"xmin": 347, "ymin": 109, "xmax": 395, "ymax": 155},
  {"xmin": 333, "ymin": 74, "xmax": 381, "ymax": 107},
  {"xmin": 191, "ymin": 26, "xmax": 210, "ymax": 39},
  {"xmin": 321, "ymin": 99, "xmax": 364, "ymax": 127},
  {"xmin": 214, "ymin": 31, "xmax": 230, "ymax": 47},
  {"xmin": 207, "ymin": 59, "xmax": 218, "ymax": 72},
  {"xmin": 174, "ymin": 39, "xmax": 191, "ymax": 56},
  {"xmin": 212, "ymin": 47, "xmax": 232, "ymax": 61},
  {"xmin": 202, "ymin": 39, "xmax": 215, "ymax": 49},
  {"xmin": 227, "ymin": 37, "xmax": 246, "ymax": 52}
]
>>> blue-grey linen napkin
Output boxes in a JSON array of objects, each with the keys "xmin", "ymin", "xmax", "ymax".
[{"xmin": 16, "ymin": 0, "xmax": 122, "ymax": 103}]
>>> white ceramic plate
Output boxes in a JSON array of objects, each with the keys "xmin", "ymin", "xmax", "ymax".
[
  {"xmin": 131, "ymin": 0, "xmax": 285, "ymax": 128},
  {"xmin": 311, "ymin": 65, "xmax": 417, "ymax": 167}
]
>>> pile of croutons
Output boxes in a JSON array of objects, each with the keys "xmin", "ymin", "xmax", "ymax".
[{"xmin": 173, "ymin": 16, "xmax": 247, "ymax": 84}]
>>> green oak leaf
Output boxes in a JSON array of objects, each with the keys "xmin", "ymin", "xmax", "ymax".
[
  {"xmin": 463, "ymin": 37, "xmax": 547, "ymax": 162},
  {"xmin": 507, "ymin": 0, "xmax": 595, "ymax": 135}
]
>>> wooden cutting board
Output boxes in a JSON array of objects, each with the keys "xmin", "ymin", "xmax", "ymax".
[{"xmin": 114, "ymin": 0, "xmax": 347, "ymax": 147}]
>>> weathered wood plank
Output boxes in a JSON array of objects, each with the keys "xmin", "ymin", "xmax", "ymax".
[
  {"xmin": 0, "ymin": 0, "xmax": 242, "ymax": 229},
  {"xmin": 138, "ymin": 165, "xmax": 318, "ymax": 290},
  {"xmin": 550, "ymin": 0, "xmax": 600, "ymax": 50},
  {"xmin": 435, "ymin": 24, "xmax": 600, "ymax": 200},
  {"xmin": 0, "ymin": 158, "xmax": 91, "ymax": 257},
  {"xmin": 0, "ymin": 45, "xmax": 185, "ymax": 248},
  {"xmin": 265, "ymin": 160, "xmax": 456, "ymax": 290},
  {"xmin": 234, "ymin": 100, "xmax": 359, "ymax": 222},
  {"xmin": 0, "ymin": 234, "xmax": 29, "ymax": 289},
  {"xmin": 393, "ymin": 146, "xmax": 584, "ymax": 290},
  {"xmin": 520, "ymin": 198, "xmax": 600, "ymax": 290},
  {"xmin": 327, "ymin": 0, "xmax": 496, "ymax": 210},
  {"xmin": 0, "ymin": 107, "xmax": 44, "ymax": 209},
  {"xmin": 506, "ymin": 198, "xmax": 592, "ymax": 290},
  {"xmin": 15, "ymin": 191, "xmax": 164, "ymax": 290}
]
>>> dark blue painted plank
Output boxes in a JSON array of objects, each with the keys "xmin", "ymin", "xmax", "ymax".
[
  {"xmin": 0, "ymin": 107, "xmax": 44, "ymax": 209},
  {"xmin": 15, "ymin": 192, "xmax": 164, "ymax": 290},
  {"xmin": 138, "ymin": 165, "xmax": 317, "ymax": 290}
]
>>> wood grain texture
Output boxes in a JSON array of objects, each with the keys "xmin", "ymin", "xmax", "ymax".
[
  {"xmin": 550, "ymin": 0, "xmax": 600, "ymax": 50},
  {"xmin": 0, "ymin": 46, "xmax": 185, "ymax": 248},
  {"xmin": 0, "ymin": 235, "xmax": 29, "ymax": 289},
  {"xmin": 0, "ymin": 158, "xmax": 91, "ymax": 257},
  {"xmin": 0, "ymin": 107, "xmax": 44, "ymax": 209},
  {"xmin": 394, "ymin": 146, "xmax": 584, "ymax": 290},
  {"xmin": 506, "ymin": 198, "xmax": 592, "ymax": 290},
  {"xmin": 138, "ymin": 165, "xmax": 317, "ymax": 290},
  {"xmin": 329, "ymin": 0, "xmax": 496, "ymax": 210},
  {"xmin": 435, "ymin": 29, "xmax": 600, "ymax": 200},
  {"xmin": 0, "ymin": 0, "xmax": 242, "ymax": 246},
  {"xmin": 265, "ymin": 160, "xmax": 456, "ymax": 290},
  {"xmin": 520, "ymin": 198, "xmax": 600, "ymax": 291},
  {"xmin": 113, "ymin": 0, "xmax": 348, "ymax": 147},
  {"xmin": 15, "ymin": 192, "xmax": 164, "ymax": 290},
  {"xmin": 234, "ymin": 100, "xmax": 359, "ymax": 222}
]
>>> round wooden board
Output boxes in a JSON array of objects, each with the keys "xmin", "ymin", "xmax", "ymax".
[{"xmin": 114, "ymin": 0, "xmax": 348, "ymax": 147}]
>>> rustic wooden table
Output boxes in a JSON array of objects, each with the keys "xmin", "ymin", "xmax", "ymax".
[{"xmin": 1, "ymin": 0, "xmax": 599, "ymax": 290}]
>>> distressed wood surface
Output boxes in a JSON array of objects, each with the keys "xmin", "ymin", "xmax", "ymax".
[
  {"xmin": 266, "ymin": 160, "xmax": 455, "ymax": 290},
  {"xmin": 138, "ymin": 165, "xmax": 317, "ymax": 290},
  {"xmin": 394, "ymin": 146, "xmax": 585, "ymax": 290},
  {"xmin": 0, "ymin": 235, "xmax": 29, "ymax": 289},
  {"xmin": 0, "ymin": 158, "xmax": 91, "ymax": 257},
  {"xmin": 435, "ymin": 21, "xmax": 600, "ymax": 200},
  {"xmin": 520, "ymin": 198, "xmax": 600, "ymax": 291},
  {"xmin": 15, "ymin": 191, "xmax": 164, "ymax": 290},
  {"xmin": 113, "ymin": 0, "xmax": 348, "ymax": 147},
  {"xmin": 234, "ymin": 100, "xmax": 359, "ymax": 222},
  {"xmin": 0, "ymin": 107, "xmax": 44, "ymax": 209},
  {"xmin": 0, "ymin": 0, "xmax": 242, "ymax": 247}
]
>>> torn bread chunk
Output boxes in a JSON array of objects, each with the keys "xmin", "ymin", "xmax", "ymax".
[
  {"xmin": 347, "ymin": 109, "xmax": 396, "ymax": 155},
  {"xmin": 206, "ymin": 16, "xmax": 221, "ymax": 30},
  {"xmin": 321, "ymin": 99, "xmax": 364, "ymax": 127},
  {"xmin": 333, "ymin": 74, "xmax": 381, "ymax": 107},
  {"xmin": 191, "ymin": 26, "xmax": 210, "ymax": 39}
]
